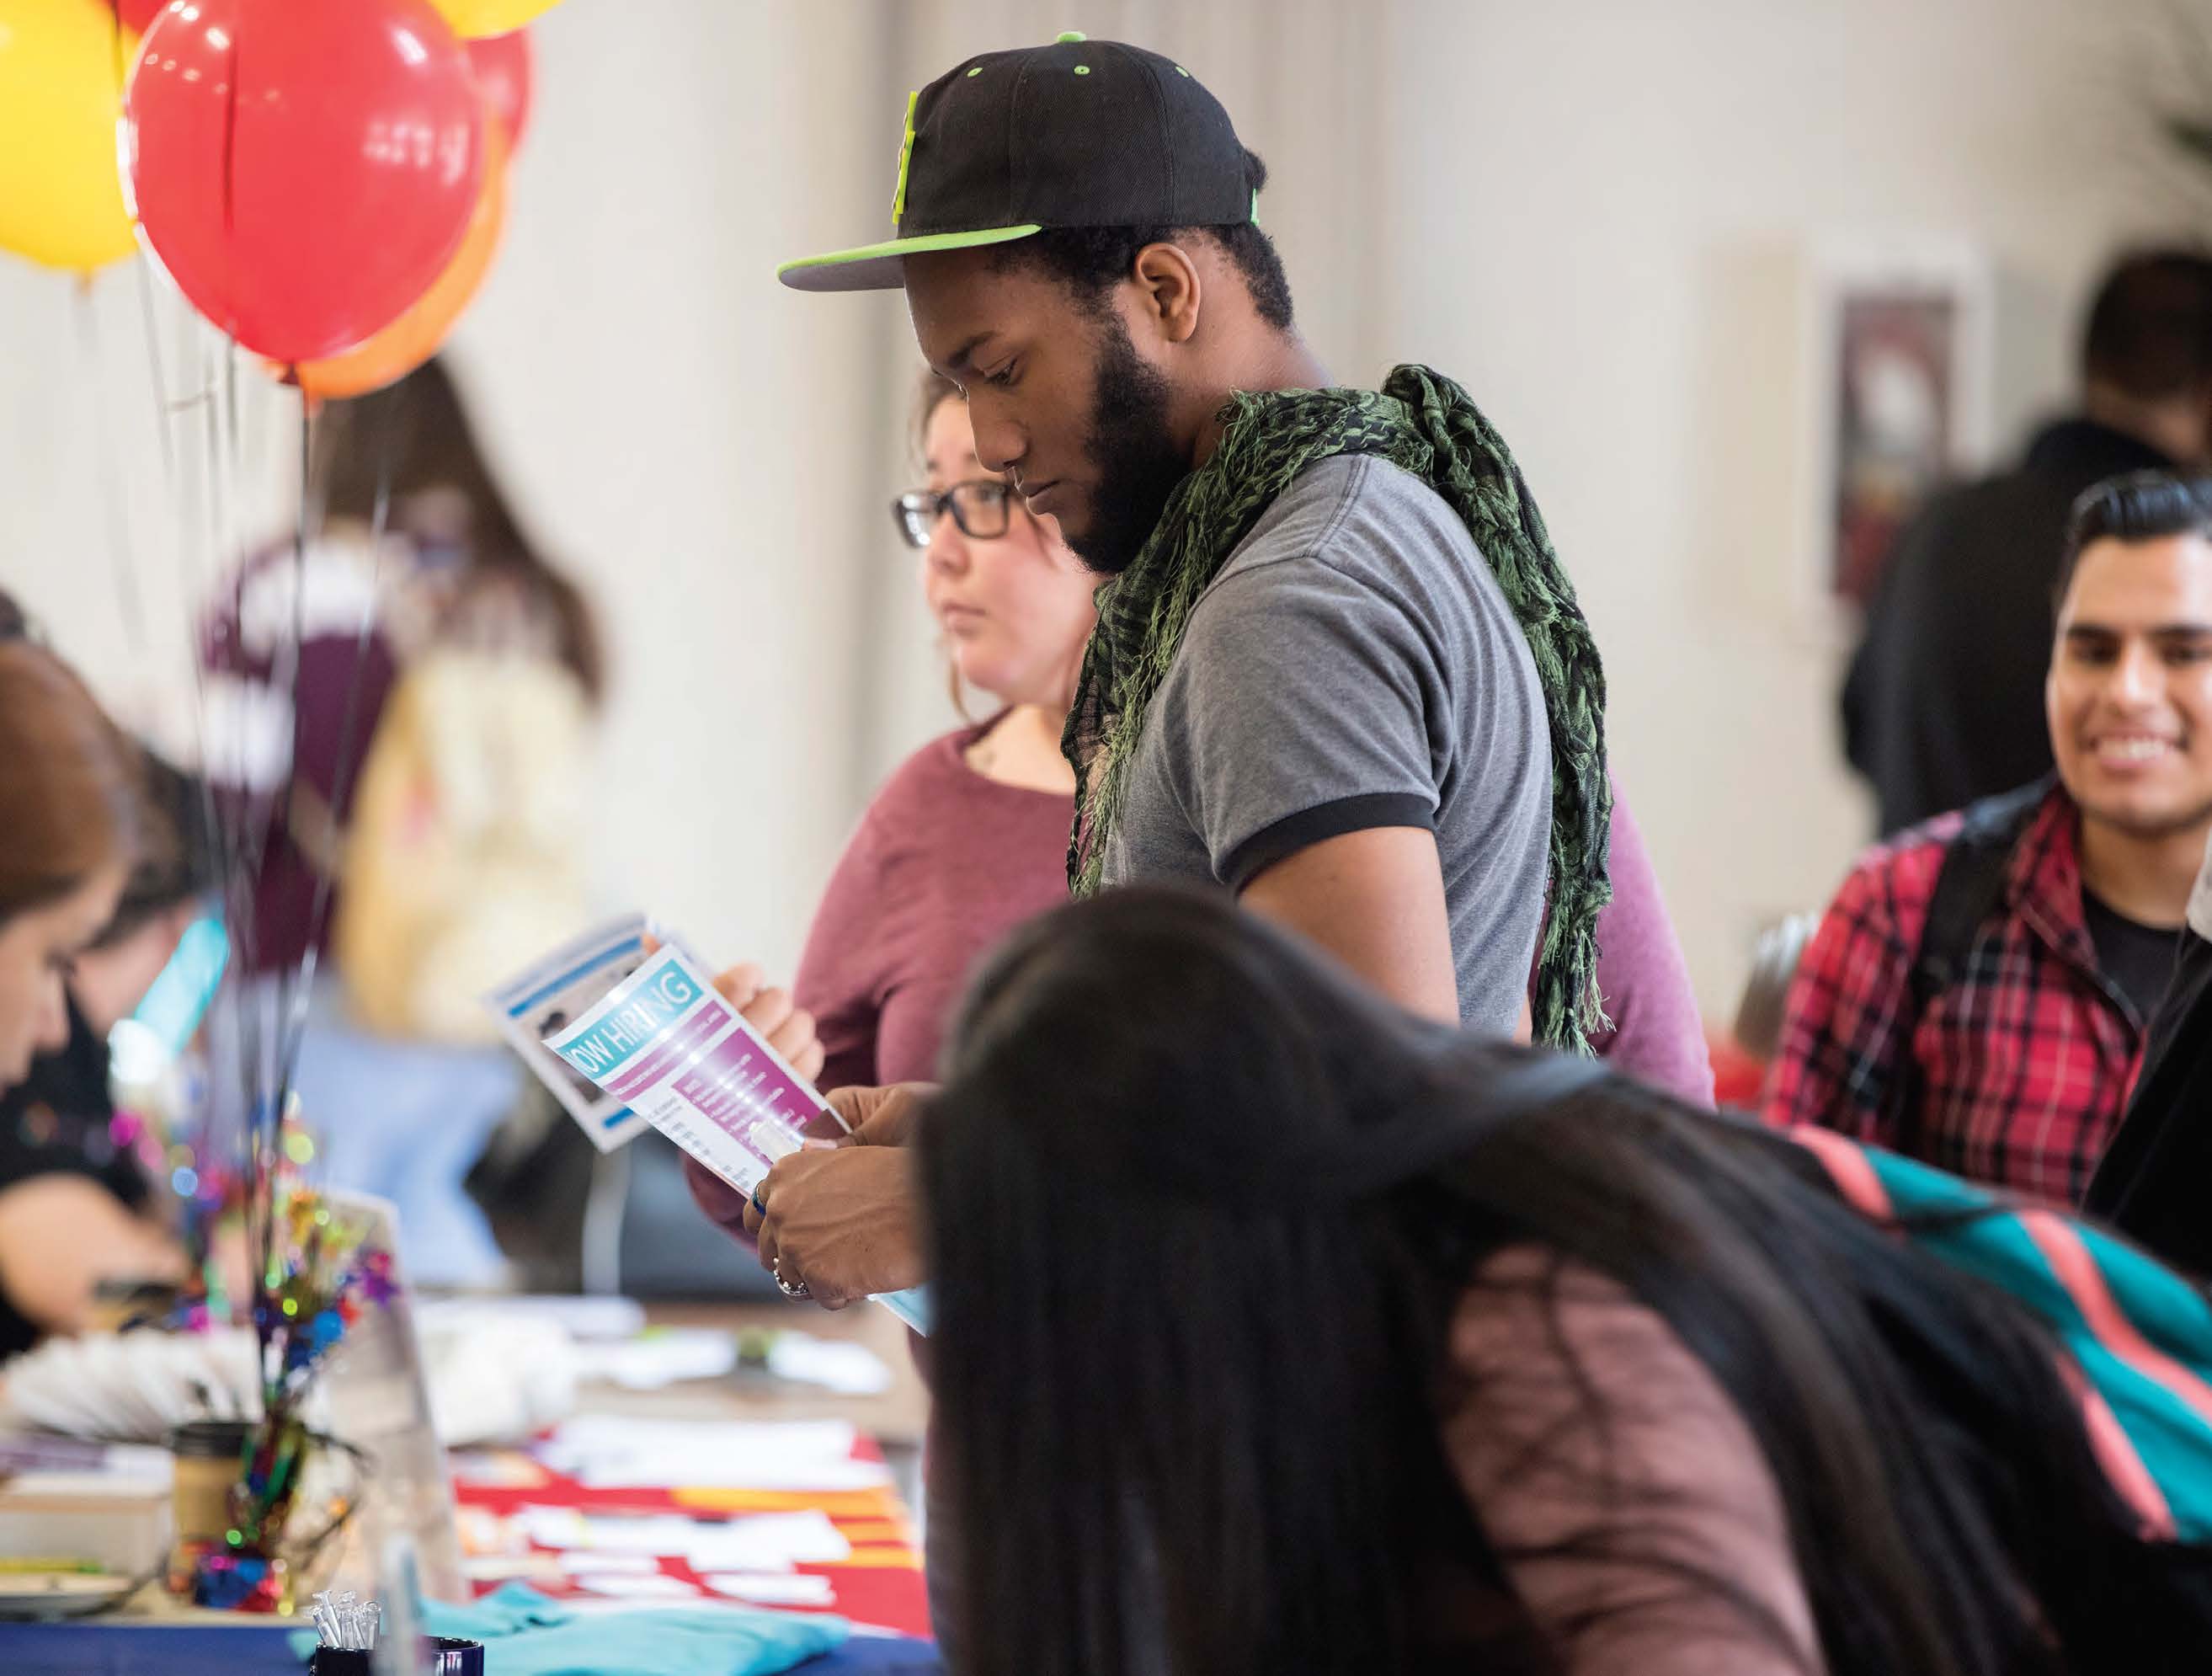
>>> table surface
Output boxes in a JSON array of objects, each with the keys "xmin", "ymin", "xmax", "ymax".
[
  {"xmin": 605, "ymin": 1299, "xmax": 928, "ymax": 1450},
  {"xmin": 0, "ymin": 1297, "xmax": 939, "ymax": 1672}
]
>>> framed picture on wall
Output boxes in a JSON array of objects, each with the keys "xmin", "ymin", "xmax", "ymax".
[{"xmin": 1806, "ymin": 243, "xmax": 1994, "ymax": 611}]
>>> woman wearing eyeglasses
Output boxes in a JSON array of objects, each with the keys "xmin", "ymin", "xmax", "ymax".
[{"xmin": 790, "ymin": 376, "xmax": 1098, "ymax": 1096}]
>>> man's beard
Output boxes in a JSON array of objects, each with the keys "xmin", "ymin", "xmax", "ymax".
[{"xmin": 1060, "ymin": 313, "xmax": 1190, "ymax": 575}]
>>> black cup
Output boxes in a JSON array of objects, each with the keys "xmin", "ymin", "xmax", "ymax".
[{"xmin": 168, "ymin": 1417, "xmax": 253, "ymax": 1458}]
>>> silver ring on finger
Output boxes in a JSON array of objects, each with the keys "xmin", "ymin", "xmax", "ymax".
[{"xmin": 773, "ymin": 1256, "xmax": 811, "ymax": 1300}]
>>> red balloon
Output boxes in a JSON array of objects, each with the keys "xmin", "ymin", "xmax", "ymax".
[
  {"xmin": 109, "ymin": 0, "xmax": 166, "ymax": 31},
  {"xmin": 125, "ymin": 0, "xmax": 484, "ymax": 365},
  {"xmin": 465, "ymin": 29, "xmax": 532, "ymax": 151}
]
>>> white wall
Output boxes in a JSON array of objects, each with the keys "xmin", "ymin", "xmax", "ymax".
[
  {"xmin": 8, "ymin": 0, "xmax": 2209, "ymax": 1012},
  {"xmin": 1374, "ymin": 0, "xmax": 2212, "ymax": 1011}
]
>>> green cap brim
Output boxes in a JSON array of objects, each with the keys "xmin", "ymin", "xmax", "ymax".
[{"xmin": 777, "ymin": 223, "xmax": 1044, "ymax": 292}]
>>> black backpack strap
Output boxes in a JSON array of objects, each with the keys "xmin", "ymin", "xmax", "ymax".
[{"xmin": 1883, "ymin": 777, "xmax": 2052, "ymax": 1160}]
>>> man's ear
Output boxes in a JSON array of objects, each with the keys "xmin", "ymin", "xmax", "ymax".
[{"xmin": 1128, "ymin": 241, "xmax": 1203, "ymax": 348}]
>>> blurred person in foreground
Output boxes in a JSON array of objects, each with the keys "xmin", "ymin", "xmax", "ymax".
[
  {"xmin": 0, "ymin": 609, "xmax": 196, "ymax": 1357},
  {"xmin": 1769, "ymin": 472, "xmax": 2212, "ymax": 1203},
  {"xmin": 1846, "ymin": 250, "xmax": 2212, "ymax": 835},
  {"xmin": 913, "ymin": 885, "xmax": 2212, "ymax": 1675}
]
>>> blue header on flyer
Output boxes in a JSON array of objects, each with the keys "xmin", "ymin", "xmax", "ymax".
[{"xmin": 557, "ymin": 956, "xmax": 705, "ymax": 1079}]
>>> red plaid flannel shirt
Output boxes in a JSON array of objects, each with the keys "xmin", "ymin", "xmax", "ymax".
[{"xmin": 1763, "ymin": 785, "xmax": 2144, "ymax": 1205}]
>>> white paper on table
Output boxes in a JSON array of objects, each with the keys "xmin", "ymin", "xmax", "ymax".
[
  {"xmin": 417, "ymin": 1294, "xmax": 648, "ymax": 1342},
  {"xmin": 536, "ymin": 1416, "xmax": 888, "ymax": 1492},
  {"xmin": 555, "ymin": 1551, "xmax": 659, "ymax": 1575},
  {"xmin": 514, "ymin": 1508, "xmax": 701, "ymax": 1554},
  {"xmin": 573, "ymin": 1573, "xmax": 701, "ymax": 1599},
  {"xmin": 514, "ymin": 1506, "xmax": 850, "ymax": 1571},
  {"xmin": 570, "ymin": 1328, "xmax": 738, "ymax": 1390},
  {"xmin": 462, "ymin": 1555, "xmax": 563, "ymax": 1584},
  {"xmin": 704, "ymin": 1572, "xmax": 838, "ymax": 1607},
  {"xmin": 765, "ymin": 1333, "xmax": 893, "ymax": 1396},
  {"xmin": 683, "ymin": 1511, "xmax": 850, "ymax": 1570}
]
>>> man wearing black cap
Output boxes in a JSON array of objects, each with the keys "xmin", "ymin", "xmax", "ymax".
[{"xmin": 710, "ymin": 35, "xmax": 1614, "ymax": 1303}]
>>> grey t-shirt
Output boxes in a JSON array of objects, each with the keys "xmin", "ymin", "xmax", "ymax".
[{"xmin": 1098, "ymin": 453, "xmax": 1551, "ymax": 1031}]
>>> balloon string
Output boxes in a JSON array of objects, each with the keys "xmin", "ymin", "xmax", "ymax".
[
  {"xmin": 74, "ymin": 278, "xmax": 150, "ymax": 663},
  {"xmin": 273, "ymin": 389, "xmax": 401, "ymax": 1124},
  {"xmin": 134, "ymin": 259, "xmax": 178, "ymax": 492},
  {"xmin": 271, "ymin": 389, "xmax": 365, "ymax": 1163},
  {"xmin": 248, "ymin": 351, "xmax": 301, "ymax": 1342},
  {"xmin": 195, "ymin": 334, "xmax": 272, "ymax": 1315},
  {"xmin": 135, "ymin": 270, "xmax": 234, "ymax": 1280}
]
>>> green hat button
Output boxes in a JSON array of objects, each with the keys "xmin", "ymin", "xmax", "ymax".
[{"xmin": 1056, "ymin": 30, "xmax": 1086, "ymax": 43}]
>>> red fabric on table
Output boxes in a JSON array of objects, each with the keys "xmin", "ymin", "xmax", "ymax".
[{"xmin": 450, "ymin": 1431, "xmax": 931, "ymax": 1640}]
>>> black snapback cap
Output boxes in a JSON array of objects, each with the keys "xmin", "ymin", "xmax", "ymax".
[{"xmin": 779, "ymin": 31, "xmax": 1255, "ymax": 292}]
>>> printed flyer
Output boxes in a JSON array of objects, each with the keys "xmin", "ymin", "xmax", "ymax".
[{"xmin": 544, "ymin": 941, "xmax": 930, "ymax": 1334}]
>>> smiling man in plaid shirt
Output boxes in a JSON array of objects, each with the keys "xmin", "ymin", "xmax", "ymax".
[{"xmin": 1768, "ymin": 472, "xmax": 2212, "ymax": 1204}]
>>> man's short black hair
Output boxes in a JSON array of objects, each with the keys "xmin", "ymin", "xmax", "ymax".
[
  {"xmin": 993, "ymin": 148, "xmax": 1294, "ymax": 332},
  {"xmin": 2055, "ymin": 469, "xmax": 2212, "ymax": 606},
  {"xmin": 2082, "ymin": 251, "xmax": 2212, "ymax": 401}
]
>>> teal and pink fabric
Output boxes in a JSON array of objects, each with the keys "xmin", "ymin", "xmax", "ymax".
[{"xmin": 1792, "ymin": 1124, "xmax": 2212, "ymax": 1540}]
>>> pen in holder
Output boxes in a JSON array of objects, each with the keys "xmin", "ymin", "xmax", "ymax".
[{"xmin": 306, "ymin": 1589, "xmax": 378, "ymax": 1674}]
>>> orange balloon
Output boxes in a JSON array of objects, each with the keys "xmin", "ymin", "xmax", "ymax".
[{"xmin": 282, "ymin": 113, "xmax": 509, "ymax": 400}]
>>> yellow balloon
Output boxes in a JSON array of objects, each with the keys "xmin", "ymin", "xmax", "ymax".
[
  {"xmin": 429, "ymin": 0, "xmax": 560, "ymax": 41},
  {"xmin": 0, "ymin": 0, "xmax": 139, "ymax": 272}
]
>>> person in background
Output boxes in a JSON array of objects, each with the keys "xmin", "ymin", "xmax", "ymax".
[
  {"xmin": 917, "ymin": 886, "xmax": 2212, "ymax": 1675},
  {"xmin": 200, "ymin": 356, "xmax": 605, "ymax": 1287},
  {"xmin": 0, "ymin": 613, "xmax": 190, "ymax": 1358},
  {"xmin": 792, "ymin": 373, "xmax": 1097, "ymax": 1095},
  {"xmin": 199, "ymin": 353, "xmax": 603, "ymax": 981},
  {"xmin": 1845, "ymin": 250, "xmax": 2212, "ymax": 835},
  {"xmin": 66, "ymin": 755, "xmax": 218, "ymax": 1043},
  {"xmin": 1769, "ymin": 472, "xmax": 2212, "ymax": 1203}
]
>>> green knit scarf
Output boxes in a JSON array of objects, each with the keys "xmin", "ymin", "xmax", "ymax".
[{"xmin": 1062, "ymin": 364, "xmax": 1613, "ymax": 1053}]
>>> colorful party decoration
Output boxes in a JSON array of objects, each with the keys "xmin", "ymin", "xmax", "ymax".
[
  {"xmin": 466, "ymin": 29, "xmax": 534, "ymax": 150},
  {"xmin": 285, "ymin": 112, "xmax": 511, "ymax": 402},
  {"xmin": 124, "ymin": 0, "xmax": 486, "ymax": 364},
  {"xmin": 162, "ymin": 1167, "xmax": 386, "ymax": 1608},
  {"xmin": 432, "ymin": 0, "xmax": 559, "ymax": 41},
  {"xmin": 0, "ymin": 0, "xmax": 141, "ymax": 272}
]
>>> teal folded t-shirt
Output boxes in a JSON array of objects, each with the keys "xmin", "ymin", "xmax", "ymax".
[{"xmin": 290, "ymin": 1582, "xmax": 850, "ymax": 1676}]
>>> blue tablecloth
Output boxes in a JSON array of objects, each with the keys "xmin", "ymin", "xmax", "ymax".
[{"xmin": 0, "ymin": 1620, "xmax": 942, "ymax": 1675}]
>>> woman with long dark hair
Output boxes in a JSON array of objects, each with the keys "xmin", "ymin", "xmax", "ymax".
[
  {"xmin": 916, "ymin": 886, "xmax": 2212, "ymax": 1675},
  {"xmin": 0, "ymin": 613, "xmax": 197, "ymax": 1354}
]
